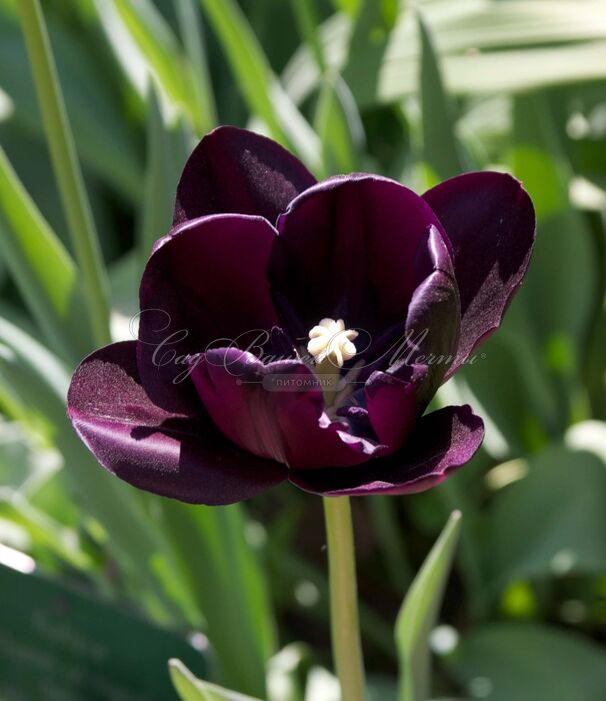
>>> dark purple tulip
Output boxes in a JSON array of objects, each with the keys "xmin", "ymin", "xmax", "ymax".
[{"xmin": 67, "ymin": 127, "xmax": 535, "ymax": 505}]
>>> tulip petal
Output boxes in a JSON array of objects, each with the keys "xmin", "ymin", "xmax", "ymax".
[
  {"xmin": 423, "ymin": 172, "xmax": 535, "ymax": 376},
  {"xmin": 67, "ymin": 342, "xmax": 286, "ymax": 505},
  {"xmin": 364, "ymin": 365, "xmax": 429, "ymax": 451},
  {"xmin": 191, "ymin": 348, "xmax": 383, "ymax": 470},
  {"xmin": 174, "ymin": 126, "xmax": 316, "ymax": 226},
  {"xmin": 138, "ymin": 214, "xmax": 281, "ymax": 411},
  {"xmin": 355, "ymin": 225, "xmax": 460, "ymax": 391},
  {"xmin": 403, "ymin": 274, "xmax": 460, "ymax": 396},
  {"xmin": 289, "ymin": 405, "xmax": 484, "ymax": 496},
  {"xmin": 271, "ymin": 175, "xmax": 446, "ymax": 341}
]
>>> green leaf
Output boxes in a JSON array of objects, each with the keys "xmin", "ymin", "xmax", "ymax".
[
  {"xmin": 176, "ymin": 0, "xmax": 217, "ymax": 134},
  {"xmin": 512, "ymin": 93, "xmax": 597, "ymax": 346},
  {"xmin": 0, "ymin": 145, "xmax": 87, "ymax": 363},
  {"xmin": 139, "ymin": 87, "xmax": 190, "ymax": 269},
  {"xmin": 313, "ymin": 72, "xmax": 364, "ymax": 177},
  {"xmin": 368, "ymin": 496, "xmax": 412, "ymax": 592},
  {"xmin": 160, "ymin": 502, "xmax": 276, "ymax": 698},
  {"xmin": 290, "ymin": 0, "xmax": 326, "ymax": 72},
  {"xmin": 284, "ymin": 2, "xmax": 606, "ymax": 106},
  {"xmin": 451, "ymin": 327, "xmax": 555, "ymax": 458},
  {"xmin": 112, "ymin": 0, "xmax": 204, "ymax": 133},
  {"xmin": 0, "ymin": 498, "xmax": 91, "ymax": 570},
  {"xmin": 341, "ymin": 0, "xmax": 399, "ymax": 107},
  {"xmin": 449, "ymin": 91, "xmax": 598, "ymax": 456},
  {"xmin": 511, "ymin": 93, "xmax": 597, "ymax": 420},
  {"xmin": 0, "ymin": 315, "xmax": 181, "ymax": 621},
  {"xmin": 0, "ymin": 8, "xmax": 142, "ymax": 201},
  {"xmin": 331, "ymin": 0, "xmax": 360, "ymax": 16},
  {"xmin": 169, "ymin": 659, "xmax": 264, "ymax": 701},
  {"xmin": 395, "ymin": 511, "xmax": 462, "ymax": 701},
  {"xmin": 198, "ymin": 0, "xmax": 321, "ymax": 172},
  {"xmin": 585, "ymin": 299, "xmax": 606, "ymax": 418},
  {"xmin": 485, "ymin": 438, "xmax": 606, "ymax": 592},
  {"xmin": 18, "ymin": 0, "xmax": 112, "ymax": 349},
  {"xmin": 0, "ymin": 565, "xmax": 207, "ymax": 700},
  {"xmin": 417, "ymin": 12, "xmax": 468, "ymax": 180},
  {"xmin": 447, "ymin": 623, "xmax": 606, "ymax": 701}
]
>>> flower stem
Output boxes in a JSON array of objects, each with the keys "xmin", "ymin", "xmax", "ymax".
[
  {"xmin": 323, "ymin": 496, "xmax": 366, "ymax": 701},
  {"xmin": 17, "ymin": 0, "xmax": 111, "ymax": 348}
]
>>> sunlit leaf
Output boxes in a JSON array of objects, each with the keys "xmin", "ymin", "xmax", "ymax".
[
  {"xmin": 161, "ymin": 502, "xmax": 276, "ymax": 697},
  {"xmin": 314, "ymin": 71, "xmax": 364, "ymax": 177},
  {"xmin": 284, "ymin": 2, "xmax": 606, "ymax": 106},
  {"xmin": 199, "ymin": 0, "xmax": 321, "ymax": 172},
  {"xmin": 396, "ymin": 511, "xmax": 461, "ymax": 701},
  {"xmin": 417, "ymin": 12, "xmax": 469, "ymax": 180},
  {"xmin": 0, "ymin": 145, "xmax": 87, "ymax": 363},
  {"xmin": 139, "ymin": 87, "xmax": 190, "ymax": 269},
  {"xmin": 112, "ymin": 0, "xmax": 204, "ymax": 133},
  {"xmin": 169, "ymin": 658, "xmax": 264, "ymax": 701}
]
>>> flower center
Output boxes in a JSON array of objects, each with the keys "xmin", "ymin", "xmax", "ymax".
[
  {"xmin": 307, "ymin": 318, "xmax": 358, "ymax": 368},
  {"xmin": 306, "ymin": 318, "xmax": 358, "ymax": 408}
]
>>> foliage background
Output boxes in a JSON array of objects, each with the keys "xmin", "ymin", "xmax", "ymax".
[{"xmin": 1, "ymin": 0, "xmax": 606, "ymax": 699}]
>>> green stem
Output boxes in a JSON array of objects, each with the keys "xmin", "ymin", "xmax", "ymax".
[
  {"xmin": 18, "ymin": 0, "xmax": 111, "ymax": 348},
  {"xmin": 323, "ymin": 496, "xmax": 366, "ymax": 701}
]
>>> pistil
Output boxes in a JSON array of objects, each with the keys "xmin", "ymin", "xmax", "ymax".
[{"xmin": 307, "ymin": 318, "xmax": 358, "ymax": 405}]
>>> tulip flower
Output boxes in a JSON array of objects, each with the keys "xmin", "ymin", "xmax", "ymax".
[{"xmin": 67, "ymin": 126, "xmax": 535, "ymax": 506}]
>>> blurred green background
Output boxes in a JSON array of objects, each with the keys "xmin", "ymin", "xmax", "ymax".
[{"xmin": 1, "ymin": 0, "xmax": 606, "ymax": 699}]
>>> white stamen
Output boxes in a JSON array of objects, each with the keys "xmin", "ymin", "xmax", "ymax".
[{"xmin": 307, "ymin": 318, "xmax": 358, "ymax": 368}]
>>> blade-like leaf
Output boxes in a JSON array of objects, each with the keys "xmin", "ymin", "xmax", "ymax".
[
  {"xmin": 161, "ymin": 502, "xmax": 276, "ymax": 698},
  {"xmin": 139, "ymin": 87, "xmax": 190, "ymax": 269},
  {"xmin": 290, "ymin": 0, "xmax": 326, "ymax": 72},
  {"xmin": 0, "ymin": 145, "xmax": 87, "ymax": 363},
  {"xmin": 198, "ymin": 0, "xmax": 321, "ymax": 172},
  {"xmin": 284, "ymin": 1, "xmax": 606, "ymax": 106},
  {"xmin": 417, "ymin": 12, "xmax": 469, "ymax": 180},
  {"xmin": 176, "ymin": 0, "xmax": 217, "ymax": 134},
  {"xmin": 112, "ymin": 0, "xmax": 204, "ymax": 133},
  {"xmin": 313, "ymin": 72, "xmax": 364, "ymax": 177},
  {"xmin": 18, "ymin": 0, "xmax": 111, "ymax": 348},
  {"xmin": 395, "ymin": 511, "xmax": 462, "ymax": 701},
  {"xmin": 0, "ymin": 7, "xmax": 142, "ymax": 201},
  {"xmin": 169, "ymin": 659, "xmax": 264, "ymax": 701},
  {"xmin": 0, "ymin": 315, "xmax": 181, "ymax": 621}
]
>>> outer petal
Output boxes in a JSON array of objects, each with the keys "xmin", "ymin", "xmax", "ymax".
[
  {"xmin": 138, "ymin": 214, "xmax": 280, "ymax": 411},
  {"xmin": 67, "ymin": 342, "xmax": 286, "ymax": 505},
  {"xmin": 173, "ymin": 126, "xmax": 316, "ymax": 226},
  {"xmin": 423, "ymin": 172, "xmax": 535, "ymax": 376},
  {"xmin": 289, "ymin": 405, "xmax": 484, "ymax": 496},
  {"xmin": 270, "ymin": 175, "xmax": 446, "ymax": 341},
  {"xmin": 190, "ymin": 348, "xmax": 383, "ymax": 470}
]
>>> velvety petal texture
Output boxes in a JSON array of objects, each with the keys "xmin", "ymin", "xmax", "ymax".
[
  {"xmin": 138, "ymin": 214, "xmax": 279, "ymax": 412},
  {"xmin": 270, "ymin": 175, "xmax": 447, "ymax": 340},
  {"xmin": 289, "ymin": 405, "xmax": 484, "ymax": 496},
  {"xmin": 191, "ymin": 348, "xmax": 382, "ymax": 470},
  {"xmin": 174, "ymin": 125, "xmax": 316, "ymax": 226},
  {"xmin": 423, "ymin": 172, "xmax": 535, "ymax": 376},
  {"xmin": 67, "ymin": 342, "xmax": 286, "ymax": 505},
  {"xmin": 67, "ymin": 127, "xmax": 535, "ymax": 505}
]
